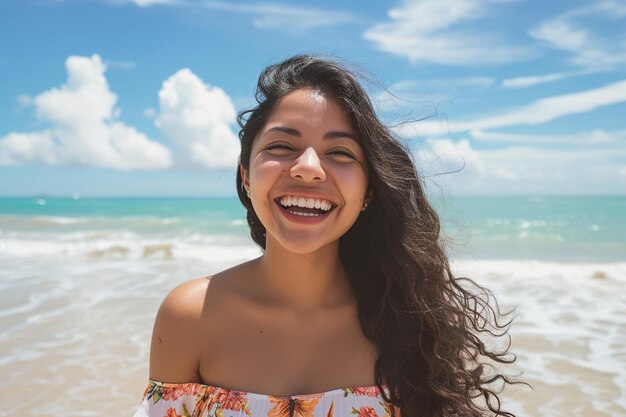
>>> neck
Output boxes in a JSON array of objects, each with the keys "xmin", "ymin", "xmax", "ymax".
[{"xmin": 252, "ymin": 236, "xmax": 355, "ymax": 314}]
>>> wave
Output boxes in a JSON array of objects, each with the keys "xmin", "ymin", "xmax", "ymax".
[
  {"xmin": 0, "ymin": 215, "xmax": 183, "ymax": 228},
  {"xmin": 0, "ymin": 235, "xmax": 260, "ymax": 262},
  {"xmin": 450, "ymin": 259, "xmax": 626, "ymax": 284}
]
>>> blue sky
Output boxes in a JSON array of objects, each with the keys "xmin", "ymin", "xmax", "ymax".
[{"xmin": 1, "ymin": 0, "xmax": 625, "ymax": 196}]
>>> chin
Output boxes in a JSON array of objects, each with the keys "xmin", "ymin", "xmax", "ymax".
[{"xmin": 271, "ymin": 233, "xmax": 339, "ymax": 256}]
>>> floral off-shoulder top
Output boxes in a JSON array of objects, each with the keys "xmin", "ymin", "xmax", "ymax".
[{"xmin": 133, "ymin": 379, "xmax": 400, "ymax": 417}]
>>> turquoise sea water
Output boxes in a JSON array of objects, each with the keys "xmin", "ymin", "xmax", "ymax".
[
  {"xmin": 438, "ymin": 195, "xmax": 626, "ymax": 262},
  {"xmin": 1, "ymin": 195, "xmax": 624, "ymax": 262}
]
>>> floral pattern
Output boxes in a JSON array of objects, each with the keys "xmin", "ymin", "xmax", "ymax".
[
  {"xmin": 205, "ymin": 387, "xmax": 252, "ymax": 417},
  {"xmin": 351, "ymin": 406, "xmax": 378, "ymax": 417},
  {"xmin": 345, "ymin": 387, "xmax": 380, "ymax": 398},
  {"xmin": 268, "ymin": 396, "xmax": 320, "ymax": 417},
  {"xmin": 133, "ymin": 380, "xmax": 397, "ymax": 417}
]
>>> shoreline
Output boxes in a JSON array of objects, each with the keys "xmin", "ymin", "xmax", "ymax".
[{"xmin": 1, "ymin": 256, "xmax": 624, "ymax": 415}]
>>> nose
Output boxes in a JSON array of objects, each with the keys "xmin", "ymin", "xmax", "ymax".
[{"xmin": 290, "ymin": 147, "xmax": 326, "ymax": 182}]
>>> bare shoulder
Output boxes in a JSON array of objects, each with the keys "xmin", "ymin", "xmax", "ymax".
[
  {"xmin": 149, "ymin": 276, "xmax": 212, "ymax": 383},
  {"xmin": 149, "ymin": 259, "xmax": 260, "ymax": 384},
  {"xmin": 159, "ymin": 277, "xmax": 211, "ymax": 319}
]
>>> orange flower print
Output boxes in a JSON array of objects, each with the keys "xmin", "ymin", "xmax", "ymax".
[
  {"xmin": 164, "ymin": 404, "xmax": 193, "ymax": 417},
  {"xmin": 166, "ymin": 407, "xmax": 182, "ymax": 417},
  {"xmin": 205, "ymin": 388, "xmax": 230, "ymax": 413},
  {"xmin": 163, "ymin": 387, "xmax": 181, "ymax": 401},
  {"xmin": 205, "ymin": 388, "xmax": 251, "ymax": 416},
  {"xmin": 351, "ymin": 387, "xmax": 380, "ymax": 397},
  {"xmin": 351, "ymin": 406, "xmax": 379, "ymax": 417},
  {"xmin": 268, "ymin": 397, "xmax": 320, "ymax": 417},
  {"xmin": 162, "ymin": 384, "xmax": 203, "ymax": 402},
  {"xmin": 223, "ymin": 391, "xmax": 251, "ymax": 415}
]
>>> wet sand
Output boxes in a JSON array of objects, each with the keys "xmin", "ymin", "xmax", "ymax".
[{"xmin": 1, "ymin": 256, "xmax": 624, "ymax": 416}]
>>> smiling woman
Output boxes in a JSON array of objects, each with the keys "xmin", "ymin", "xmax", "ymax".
[
  {"xmin": 241, "ymin": 88, "xmax": 371, "ymax": 255},
  {"xmin": 133, "ymin": 55, "xmax": 522, "ymax": 417}
]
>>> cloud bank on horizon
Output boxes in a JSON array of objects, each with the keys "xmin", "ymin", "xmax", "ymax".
[{"xmin": 1, "ymin": 0, "xmax": 625, "ymax": 195}]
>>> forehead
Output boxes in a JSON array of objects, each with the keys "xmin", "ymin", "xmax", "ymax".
[{"xmin": 263, "ymin": 88, "xmax": 355, "ymax": 132}]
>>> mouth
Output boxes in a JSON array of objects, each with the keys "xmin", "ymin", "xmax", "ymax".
[{"xmin": 275, "ymin": 195, "xmax": 336, "ymax": 218}]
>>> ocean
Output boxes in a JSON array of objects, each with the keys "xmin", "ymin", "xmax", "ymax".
[{"xmin": 1, "ymin": 196, "xmax": 625, "ymax": 416}]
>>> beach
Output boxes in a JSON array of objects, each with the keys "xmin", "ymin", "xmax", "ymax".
[{"xmin": 1, "ymin": 196, "xmax": 624, "ymax": 416}]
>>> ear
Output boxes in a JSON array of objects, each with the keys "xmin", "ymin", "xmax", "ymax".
[
  {"xmin": 240, "ymin": 165, "xmax": 250, "ymax": 194},
  {"xmin": 361, "ymin": 188, "xmax": 374, "ymax": 211},
  {"xmin": 364, "ymin": 188, "xmax": 374, "ymax": 205}
]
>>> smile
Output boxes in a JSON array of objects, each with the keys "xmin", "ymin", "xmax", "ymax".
[{"xmin": 276, "ymin": 195, "xmax": 335, "ymax": 217}]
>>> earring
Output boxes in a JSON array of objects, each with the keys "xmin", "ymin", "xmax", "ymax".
[
  {"xmin": 247, "ymin": 190, "xmax": 251, "ymax": 198},
  {"xmin": 361, "ymin": 202, "xmax": 368, "ymax": 211}
]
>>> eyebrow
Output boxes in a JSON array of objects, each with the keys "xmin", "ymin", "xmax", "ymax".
[{"xmin": 261, "ymin": 125, "xmax": 358, "ymax": 141}]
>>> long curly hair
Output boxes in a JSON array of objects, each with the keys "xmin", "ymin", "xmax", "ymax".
[{"xmin": 236, "ymin": 54, "xmax": 521, "ymax": 417}]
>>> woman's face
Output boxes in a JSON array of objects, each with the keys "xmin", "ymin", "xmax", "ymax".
[{"xmin": 241, "ymin": 88, "xmax": 371, "ymax": 255}]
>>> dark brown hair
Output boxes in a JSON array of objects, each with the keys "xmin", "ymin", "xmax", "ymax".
[{"xmin": 236, "ymin": 54, "xmax": 521, "ymax": 417}]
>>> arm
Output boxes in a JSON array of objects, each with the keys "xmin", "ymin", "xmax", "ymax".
[{"xmin": 148, "ymin": 277, "xmax": 210, "ymax": 383}]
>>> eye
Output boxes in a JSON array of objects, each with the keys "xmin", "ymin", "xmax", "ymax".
[
  {"xmin": 266, "ymin": 143, "xmax": 292, "ymax": 150},
  {"xmin": 264, "ymin": 143, "xmax": 295, "ymax": 154},
  {"xmin": 328, "ymin": 148, "xmax": 356, "ymax": 160}
]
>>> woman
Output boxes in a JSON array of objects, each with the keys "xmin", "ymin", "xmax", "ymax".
[{"xmin": 134, "ymin": 55, "xmax": 519, "ymax": 417}]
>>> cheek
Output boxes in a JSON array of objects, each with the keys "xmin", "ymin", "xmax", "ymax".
[
  {"xmin": 336, "ymin": 166, "xmax": 369, "ymax": 195},
  {"xmin": 249, "ymin": 157, "xmax": 288, "ymax": 190}
]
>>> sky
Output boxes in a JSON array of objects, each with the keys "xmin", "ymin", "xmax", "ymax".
[{"xmin": 1, "ymin": 0, "xmax": 625, "ymax": 196}]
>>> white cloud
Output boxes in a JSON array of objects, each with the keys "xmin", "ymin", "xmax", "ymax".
[
  {"xmin": 529, "ymin": 1, "xmax": 626, "ymax": 70},
  {"xmin": 16, "ymin": 94, "xmax": 32, "ymax": 107},
  {"xmin": 0, "ymin": 131, "xmax": 57, "ymax": 166},
  {"xmin": 131, "ymin": 0, "xmax": 177, "ymax": 6},
  {"xmin": 103, "ymin": 0, "xmax": 179, "ymax": 6},
  {"xmin": 143, "ymin": 107, "xmax": 157, "ymax": 118},
  {"xmin": 415, "ymin": 138, "xmax": 626, "ymax": 195},
  {"xmin": 395, "ymin": 117, "xmax": 461, "ymax": 138},
  {"xmin": 473, "ymin": 79, "xmax": 626, "ymax": 129},
  {"xmin": 374, "ymin": 77, "xmax": 494, "ymax": 116},
  {"xmin": 389, "ymin": 77, "xmax": 495, "ymax": 92},
  {"xmin": 155, "ymin": 69, "xmax": 240, "ymax": 169},
  {"xmin": 397, "ymin": 79, "xmax": 626, "ymax": 136},
  {"xmin": 364, "ymin": 0, "xmax": 532, "ymax": 65},
  {"xmin": 0, "ymin": 54, "xmax": 172, "ymax": 170},
  {"xmin": 501, "ymin": 71, "xmax": 579, "ymax": 88},
  {"xmin": 109, "ymin": 0, "xmax": 357, "ymax": 33},
  {"xmin": 470, "ymin": 129, "xmax": 626, "ymax": 145},
  {"xmin": 210, "ymin": 2, "xmax": 358, "ymax": 33},
  {"xmin": 104, "ymin": 59, "xmax": 137, "ymax": 69},
  {"xmin": 418, "ymin": 138, "xmax": 491, "ymax": 177}
]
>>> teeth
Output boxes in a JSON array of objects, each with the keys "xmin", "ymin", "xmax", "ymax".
[
  {"xmin": 287, "ymin": 211, "xmax": 322, "ymax": 217},
  {"xmin": 278, "ymin": 195, "xmax": 334, "ymax": 212}
]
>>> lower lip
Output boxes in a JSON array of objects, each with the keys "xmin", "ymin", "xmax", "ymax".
[{"xmin": 276, "ymin": 202, "xmax": 332, "ymax": 224}]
